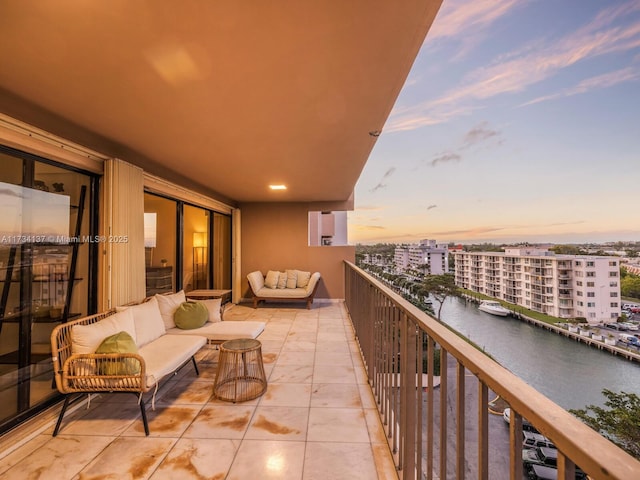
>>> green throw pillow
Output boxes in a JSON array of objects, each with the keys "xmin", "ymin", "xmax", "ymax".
[
  {"xmin": 95, "ymin": 331, "xmax": 140, "ymax": 375},
  {"xmin": 174, "ymin": 301, "xmax": 208, "ymax": 329}
]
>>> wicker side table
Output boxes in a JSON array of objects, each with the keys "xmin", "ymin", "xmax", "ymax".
[{"xmin": 213, "ymin": 338, "xmax": 267, "ymax": 402}]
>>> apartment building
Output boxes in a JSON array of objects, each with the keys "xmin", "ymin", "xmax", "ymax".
[
  {"xmin": 454, "ymin": 247, "xmax": 621, "ymax": 322},
  {"xmin": 394, "ymin": 239, "xmax": 449, "ymax": 276}
]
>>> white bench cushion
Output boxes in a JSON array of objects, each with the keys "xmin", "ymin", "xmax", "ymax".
[
  {"xmin": 138, "ymin": 334, "xmax": 206, "ymax": 388},
  {"xmin": 71, "ymin": 309, "xmax": 136, "ymax": 355},
  {"xmin": 166, "ymin": 320, "xmax": 265, "ymax": 342}
]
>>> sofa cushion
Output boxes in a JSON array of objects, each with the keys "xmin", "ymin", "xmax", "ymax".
[
  {"xmin": 95, "ymin": 331, "xmax": 141, "ymax": 375},
  {"xmin": 166, "ymin": 320, "xmax": 265, "ymax": 342},
  {"xmin": 71, "ymin": 309, "xmax": 136, "ymax": 355},
  {"xmin": 286, "ymin": 269, "xmax": 298, "ymax": 288},
  {"xmin": 264, "ymin": 270, "xmax": 279, "ymax": 289},
  {"xmin": 118, "ymin": 297, "xmax": 166, "ymax": 347},
  {"xmin": 277, "ymin": 271, "xmax": 287, "ymax": 289},
  {"xmin": 199, "ymin": 298, "xmax": 222, "ymax": 322},
  {"xmin": 247, "ymin": 270, "xmax": 265, "ymax": 293},
  {"xmin": 155, "ymin": 291, "xmax": 186, "ymax": 329},
  {"xmin": 255, "ymin": 286, "xmax": 309, "ymax": 298},
  {"xmin": 174, "ymin": 301, "xmax": 208, "ymax": 329},
  {"xmin": 296, "ymin": 270, "xmax": 311, "ymax": 288},
  {"xmin": 138, "ymin": 334, "xmax": 206, "ymax": 388}
]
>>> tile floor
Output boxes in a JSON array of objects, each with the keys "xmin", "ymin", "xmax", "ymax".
[{"xmin": 0, "ymin": 302, "xmax": 398, "ymax": 479}]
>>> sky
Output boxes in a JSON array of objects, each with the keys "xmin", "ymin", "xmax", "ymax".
[{"xmin": 350, "ymin": 0, "xmax": 640, "ymax": 245}]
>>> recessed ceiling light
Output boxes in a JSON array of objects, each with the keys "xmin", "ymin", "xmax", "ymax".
[{"xmin": 269, "ymin": 184, "xmax": 287, "ymax": 190}]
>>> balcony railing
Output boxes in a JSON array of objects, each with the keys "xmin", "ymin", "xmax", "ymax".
[{"xmin": 344, "ymin": 262, "xmax": 639, "ymax": 480}]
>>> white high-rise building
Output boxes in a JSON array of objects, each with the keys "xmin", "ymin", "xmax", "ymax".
[
  {"xmin": 453, "ymin": 247, "xmax": 621, "ymax": 323},
  {"xmin": 394, "ymin": 239, "xmax": 449, "ymax": 276}
]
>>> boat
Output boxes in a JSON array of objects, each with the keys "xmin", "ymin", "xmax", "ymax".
[{"xmin": 478, "ymin": 300, "xmax": 511, "ymax": 317}]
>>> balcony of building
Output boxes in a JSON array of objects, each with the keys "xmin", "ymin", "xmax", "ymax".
[{"xmin": 2, "ymin": 263, "xmax": 638, "ymax": 480}]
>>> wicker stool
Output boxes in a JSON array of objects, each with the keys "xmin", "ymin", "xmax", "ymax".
[{"xmin": 213, "ymin": 338, "xmax": 267, "ymax": 402}]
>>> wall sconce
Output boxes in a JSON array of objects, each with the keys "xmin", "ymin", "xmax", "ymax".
[{"xmin": 193, "ymin": 232, "xmax": 207, "ymax": 289}]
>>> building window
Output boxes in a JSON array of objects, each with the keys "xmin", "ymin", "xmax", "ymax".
[
  {"xmin": 586, "ymin": 261, "xmax": 595, "ymax": 267},
  {"xmin": 610, "ymin": 281, "xmax": 617, "ymax": 287},
  {"xmin": 609, "ymin": 261, "xmax": 617, "ymax": 266},
  {"xmin": 575, "ymin": 271, "xmax": 583, "ymax": 277},
  {"xmin": 576, "ymin": 281, "xmax": 583, "ymax": 286},
  {"xmin": 587, "ymin": 302, "xmax": 595, "ymax": 307},
  {"xmin": 575, "ymin": 261, "xmax": 582, "ymax": 266},
  {"xmin": 609, "ymin": 271, "xmax": 618, "ymax": 277},
  {"xmin": 577, "ymin": 301, "xmax": 583, "ymax": 306},
  {"xmin": 611, "ymin": 313, "xmax": 619, "ymax": 318},
  {"xmin": 611, "ymin": 302, "xmax": 618, "ymax": 307},
  {"xmin": 587, "ymin": 281, "xmax": 594, "ymax": 287},
  {"xmin": 577, "ymin": 291, "xmax": 583, "ymax": 296},
  {"xmin": 589, "ymin": 312, "xmax": 596, "ymax": 318},
  {"xmin": 587, "ymin": 292, "xmax": 595, "ymax": 297},
  {"xmin": 586, "ymin": 272, "xmax": 595, "ymax": 277},
  {"xmin": 610, "ymin": 292, "xmax": 618, "ymax": 297}
]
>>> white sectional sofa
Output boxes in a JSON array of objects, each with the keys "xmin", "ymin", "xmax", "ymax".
[{"xmin": 247, "ymin": 270, "xmax": 321, "ymax": 309}]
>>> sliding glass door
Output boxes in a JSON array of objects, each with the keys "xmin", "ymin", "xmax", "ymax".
[
  {"xmin": 0, "ymin": 146, "xmax": 97, "ymax": 432},
  {"xmin": 144, "ymin": 192, "xmax": 231, "ymax": 295}
]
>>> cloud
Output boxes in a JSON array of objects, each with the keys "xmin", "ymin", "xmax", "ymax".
[
  {"xmin": 370, "ymin": 167, "xmax": 396, "ymax": 192},
  {"xmin": 353, "ymin": 224, "xmax": 387, "ymax": 231},
  {"xmin": 427, "ymin": 205, "xmax": 437, "ymax": 210},
  {"xmin": 387, "ymin": 1, "xmax": 640, "ymax": 132},
  {"xmin": 462, "ymin": 121, "xmax": 500, "ymax": 148},
  {"xmin": 520, "ymin": 66, "xmax": 640, "ymax": 106},
  {"xmin": 427, "ymin": 0, "xmax": 523, "ymax": 58},
  {"xmin": 429, "ymin": 152, "xmax": 461, "ymax": 167},
  {"xmin": 424, "ymin": 121, "xmax": 502, "ymax": 167}
]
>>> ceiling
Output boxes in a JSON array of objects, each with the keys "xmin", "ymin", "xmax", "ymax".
[{"xmin": 0, "ymin": 1, "xmax": 441, "ymax": 205}]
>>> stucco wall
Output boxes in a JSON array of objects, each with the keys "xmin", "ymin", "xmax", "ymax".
[{"xmin": 239, "ymin": 202, "xmax": 355, "ymax": 300}]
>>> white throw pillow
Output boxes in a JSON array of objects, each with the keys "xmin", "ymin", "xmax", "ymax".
[
  {"xmin": 199, "ymin": 298, "xmax": 222, "ymax": 322},
  {"xmin": 121, "ymin": 297, "xmax": 166, "ymax": 347},
  {"xmin": 264, "ymin": 270, "xmax": 279, "ymax": 289},
  {"xmin": 296, "ymin": 270, "xmax": 311, "ymax": 288},
  {"xmin": 277, "ymin": 271, "xmax": 287, "ymax": 289},
  {"xmin": 155, "ymin": 290, "xmax": 187, "ymax": 329},
  {"xmin": 71, "ymin": 309, "xmax": 136, "ymax": 355},
  {"xmin": 286, "ymin": 269, "xmax": 298, "ymax": 289}
]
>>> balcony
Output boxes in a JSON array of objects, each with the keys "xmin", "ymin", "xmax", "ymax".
[
  {"xmin": 0, "ymin": 301, "xmax": 396, "ymax": 479},
  {"xmin": 2, "ymin": 267, "xmax": 638, "ymax": 479}
]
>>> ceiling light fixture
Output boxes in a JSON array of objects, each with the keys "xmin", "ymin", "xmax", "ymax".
[{"xmin": 269, "ymin": 184, "xmax": 287, "ymax": 190}]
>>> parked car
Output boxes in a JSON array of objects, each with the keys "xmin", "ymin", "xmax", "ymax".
[
  {"xmin": 621, "ymin": 322, "xmax": 639, "ymax": 331},
  {"xmin": 527, "ymin": 464, "xmax": 558, "ymax": 480},
  {"xmin": 619, "ymin": 333, "xmax": 640, "ymax": 347},
  {"xmin": 523, "ymin": 431, "xmax": 556, "ymax": 450},
  {"xmin": 523, "ymin": 447, "xmax": 586, "ymax": 479},
  {"xmin": 503, "ymin": 408, "xmax": 539, "ymax": 433},
  {"xmin": 605, "ymin": 322, "xmax": 628, "ymax": 331}
]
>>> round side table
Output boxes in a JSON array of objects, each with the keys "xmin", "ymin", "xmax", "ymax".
[{"xmin": 213, "ymin": 338, "xmax": 267, "ymax": 402}]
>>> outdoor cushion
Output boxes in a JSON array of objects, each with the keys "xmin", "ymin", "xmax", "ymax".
[
  {"xmin": 95, "ymin": 331, "xmax": 141, "ymax": 375},
  {"xmin": 199, "ymin": 298, "xmax": 222, "ymax": 322},
  {"xmin": 138, "ymin": 334, "xmax": 206, "ymax": 389},
  {"xmin": 174, "ymin": 301, "xmax": 208, "ymax": 329},
  {"xmin": 264, "ymin": 270, "xmax": 280, "ymax": 289},
  {"xmin": 71, "ymin": 309, "xmax": 136, "ymax": 355},
  {"xmin": 296, "ymin": 270, "xmax": 311, "ymax": 288},
  {"xmin": 166, "ymin": 320, "xmax": 265, "ymax": 342},
  {"xmin": 277, "ymin": 271, "xmax": 287, "ymax": 289},
  {"xmin": 286, "ymin": 269, "xmax": 298, "ymax": 288},
  {"xmin": 117, "ymin": 296, "xmax": 166, "ymax": 347},
  {"xmin": 155, "ymin": 290, "xmax": 186, "ymax": 329}
]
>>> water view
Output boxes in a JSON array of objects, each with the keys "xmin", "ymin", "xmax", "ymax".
[{"xmin": 438, "ymin": 296, "xmax": 640, "ymax": 411}]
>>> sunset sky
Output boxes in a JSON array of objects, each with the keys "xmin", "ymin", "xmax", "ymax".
[{"xmin": 350, "ymin": 0, "xmax": 640, "ymax": 245}]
